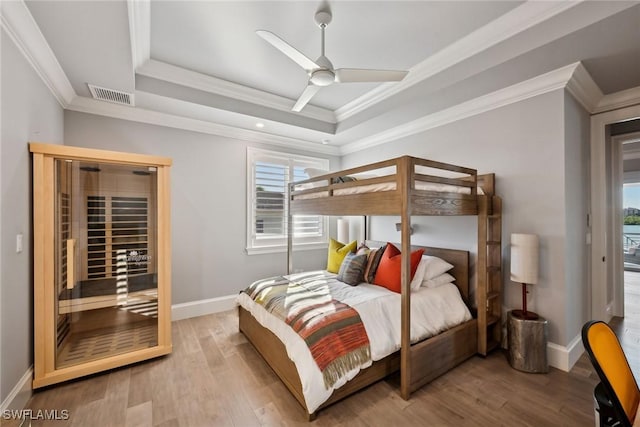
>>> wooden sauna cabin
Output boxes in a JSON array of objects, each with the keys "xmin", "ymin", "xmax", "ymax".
[{"xmin": 30, "ymin": 143, "xmax": 172, "ymax": 388}]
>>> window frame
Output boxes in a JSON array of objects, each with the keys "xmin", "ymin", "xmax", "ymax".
[{"xmin": 246, "ymin": 147, "xmax": 329, "ymax": 255}]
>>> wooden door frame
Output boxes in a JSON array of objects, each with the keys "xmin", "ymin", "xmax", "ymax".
[{"xmin": 591, "ymin": 104, "xmax": 640, "ymax": 322}]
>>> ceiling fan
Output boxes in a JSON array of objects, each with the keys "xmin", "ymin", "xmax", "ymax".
[{"xmin": 256, "ymin": 8, "xmax": 409, "ymax": 112}]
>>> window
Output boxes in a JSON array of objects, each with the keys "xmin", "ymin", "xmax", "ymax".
[{"xmin": 247, "ymin": 147, "xmax": 329, "ymax": 254}]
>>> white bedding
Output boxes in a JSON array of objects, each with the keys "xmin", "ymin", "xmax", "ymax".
[
  {"xmin": 237, "ymin": 271, "xmax": 472, "ymax": 413},
  {"xmin": 294, "ymin": 180, "xmax": 482, "ymax": 200}
]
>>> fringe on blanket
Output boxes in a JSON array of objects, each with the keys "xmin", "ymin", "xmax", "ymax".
[{"xmin": 321, "ymin": 346, "xmax": 371, "ymax": 389}]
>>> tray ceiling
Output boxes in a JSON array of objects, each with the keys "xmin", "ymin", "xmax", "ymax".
[{"xmin": 15, "ymin": 1, "xmax": 640, "ymax": 153}]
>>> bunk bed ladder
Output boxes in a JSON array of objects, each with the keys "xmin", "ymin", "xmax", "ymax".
[{"xmin": 477, "ymin": 195, "xmax": 502, "ymax": 356}]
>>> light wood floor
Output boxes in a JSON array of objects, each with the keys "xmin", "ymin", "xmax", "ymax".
[
  {"xmin": 610, "ymin": 270, "xmax": 640, "ymax": 379},
  {"xmin": 10, "ymin": 307, "xmax": 605, "ymax": 427}
]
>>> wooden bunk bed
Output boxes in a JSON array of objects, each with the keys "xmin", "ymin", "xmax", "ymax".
[{"xmin": 238, "ymin": 155, "xmax": 502, "ymax": 419}]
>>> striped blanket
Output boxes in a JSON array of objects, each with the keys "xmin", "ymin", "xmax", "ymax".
[{"xmin": 242, "ymin": 275, "xmax": 371, "ymax": 389}]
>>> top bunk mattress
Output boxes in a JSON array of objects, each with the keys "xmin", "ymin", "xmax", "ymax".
[{"xmin": 294, "ymin": 180, "xmax": 483, "ymax": 200}]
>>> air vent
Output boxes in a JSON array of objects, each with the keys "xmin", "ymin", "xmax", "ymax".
[{"xmin": 87, "ymin": 84, "xmax": 134, "ymax": 106}]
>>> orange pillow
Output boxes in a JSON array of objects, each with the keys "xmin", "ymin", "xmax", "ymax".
[{"xmin": 373, "ymin": 243, "xmax": 424, "ymax": 293}]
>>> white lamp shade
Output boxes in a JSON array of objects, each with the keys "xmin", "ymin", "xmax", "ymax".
[
  {"xmin": 510, "ymin": 233, "xmax": 539, "ymax": 285},
  {"xmin": 337, "ymin": 218, "xmax": 349, "ymax": 243}
]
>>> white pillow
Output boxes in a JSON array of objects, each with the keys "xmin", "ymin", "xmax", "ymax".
[
  {"xmin": 422, "ymin": 255, "xmax": 454, "ymax": 280},
  {"xmin": 410, "ymin": 255, "xmax": 454, "ymax": 290},
  {"xmin": 422, "ymin": 272, "xmax": 455, "ymax": 288},
  {"xmin": 304, "ymin": 167, "xmax": 329, "ymax": 178},
  {"xmin": 410, "ymin": 256, "xmax": 426, "ymax": 290},
  {"xmin": 410, "ymin": 268, "xmax": 423, "ymax": 291}
]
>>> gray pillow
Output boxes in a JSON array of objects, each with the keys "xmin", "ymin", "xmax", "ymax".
[{"xmin": 337, "ymin": 252, "xmax": 368, "ymax": 286}]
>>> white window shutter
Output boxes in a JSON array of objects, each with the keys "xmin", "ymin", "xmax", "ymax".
[{"xmin": 247, "ymin": 148, "xmax": 328, "ymax": 253}]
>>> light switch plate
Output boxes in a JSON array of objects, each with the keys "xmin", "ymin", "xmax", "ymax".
[{"xmin": 16, "ymin": 233, "xmax": 23, "ymax": 253}]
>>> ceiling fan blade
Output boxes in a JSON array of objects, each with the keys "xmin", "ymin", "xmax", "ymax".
[
  {"xmin": 292, "ymin": 85, "xmax": 321, "ymax": 112},
  {"xmin": 334, "ymin": 69, "xmax": 408, "ymax": 83},
  {"xmin": 256, "ymin": 30, "xmax": 319, "ymax": 71}
]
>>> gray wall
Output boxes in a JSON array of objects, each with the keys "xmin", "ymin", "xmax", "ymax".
[
  {"xmin": 1, "ymin": 31, "xmax": 64, "ymax": 402},
  {"xmin": 562, "ymin": 92, "xmax": 591, "ymax": 347},
  {"xmin": 341, "ymin": 90, "xmax": 581, "ymax": 346},
  {"xmin": 64, "ymin": 111, "xmax": 339, "ymax": 304}
]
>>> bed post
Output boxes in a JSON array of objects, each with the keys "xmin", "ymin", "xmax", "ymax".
[{"xmin": 399, "ymin": 156, "xmax": 413, "ymax": 400}]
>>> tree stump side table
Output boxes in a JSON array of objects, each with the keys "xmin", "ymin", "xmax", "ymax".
[{"xmin": 507, "ymin": 310, "xmax": 549, "ymax": 373}]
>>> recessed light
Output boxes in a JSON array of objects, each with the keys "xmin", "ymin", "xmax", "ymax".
[
  {"xmin": 256, "ymin": 122, "xmax": 265, "ymax": 128},
  {"xmin": 321, "ymin": 139, "xmax": 330, "ymax": 145}
]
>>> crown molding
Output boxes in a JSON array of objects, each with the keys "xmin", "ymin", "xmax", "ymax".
[
  {"xmin": 565, "ymin": 62, "xmax": 603, "ymax": 112},
  {"xmin": 339, "ymin": 63, "xmax": 582, "ymax": 155},
  {"xmin": 67, "ymin": 96, "xmax": 340, "ymax": 156},
  {"xmin": 137, "ymin": 59, "xmax": 337, "ymax": 124},
  {"xmin": 0, "ymin": 0, "xmax": 75, "ymax": 107},
  {"xmin": 334, "ymin": 1, "xmax": 583, "ymax": 122},
  {"xmin": 127, "ymin": 0, "xmax": 150, "ymax": 71},
  {"xmin": 594, "ymin": 86, "xmax": 640, "ymax": 115}
]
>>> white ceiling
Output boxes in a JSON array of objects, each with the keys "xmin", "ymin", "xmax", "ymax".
[
  {"xmin": 149, "ymin": 1, "xmax": 521, "ymax": 110},
  {"xmin": 13, "ymin": 1, "xmax": 640, "ymax": 154}
]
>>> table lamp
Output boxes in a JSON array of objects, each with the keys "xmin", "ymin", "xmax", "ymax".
[{"xmin": 510, "ymin": 233, "xmax": 539, "ymax": 320}]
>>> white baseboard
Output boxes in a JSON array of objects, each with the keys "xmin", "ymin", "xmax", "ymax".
[
  {"xmin": 0, "ymin": 367, "xmax": 32, "ymax": 412},
  {"xmin": 547, "ymin": 333, "xmax": 584, "ymax": 372},
  {"xmin": 171, "ymin": 294, "xmax": 238, "ymax": 321}
]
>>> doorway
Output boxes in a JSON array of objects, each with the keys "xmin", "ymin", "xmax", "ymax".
[
  {"xmin": 622, "ymin": 131, "xmax": 640, "ymax": 320},
  {"xmin": 591, "ymin": 105, "xmax": 640, "ymax": 322}
]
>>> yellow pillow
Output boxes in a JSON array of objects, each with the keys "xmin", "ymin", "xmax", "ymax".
[{"xmin": 327, "ymin": 238, "xmax": 357, "ymax": 273}]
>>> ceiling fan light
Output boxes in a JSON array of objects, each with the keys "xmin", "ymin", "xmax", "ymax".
[{"xmin": 310, "ymin": 69, "xmax": 335, "ymax": 86}]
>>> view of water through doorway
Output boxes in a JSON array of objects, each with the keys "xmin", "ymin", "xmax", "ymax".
[
  {"xmin": 623, "ymin": 183, "xmax": 640, "ymax": 271},
  {"xmin": 616, "ymin": 179, "xmax": 640, "ymax": 375},
  {"xmin": 622, "ymin": 138, "xmax": 640, "ymax": 320}
]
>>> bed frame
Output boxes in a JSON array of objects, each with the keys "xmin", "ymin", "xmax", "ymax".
[
  {"xmin": 239, "ymin": 155, "xmax": 502, "ymax": 419},
  {"xmin": 238, "ymin": 244, "xmax": 475, "ymax": 419}
]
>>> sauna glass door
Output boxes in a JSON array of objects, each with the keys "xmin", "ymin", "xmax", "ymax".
[{"xmin": 54, "ymin": 159, "xmax": 159, "ymax": 368}]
